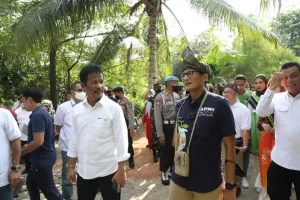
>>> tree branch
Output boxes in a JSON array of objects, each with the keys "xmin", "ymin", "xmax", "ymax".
[
  {"xmin": 104, "ymin": 56, "xmax": 147, "ymax": 70},
  {"xmin": 58, "ymin": 32, "xmax": 110, "ymax": 46}
]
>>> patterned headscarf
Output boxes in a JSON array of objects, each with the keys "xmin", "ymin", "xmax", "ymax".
[{"xmin": 41, "ymin": 99, "xmax": 56, "ymax": 117}]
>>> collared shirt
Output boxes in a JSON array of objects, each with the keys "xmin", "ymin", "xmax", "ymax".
[
  {"xmin": 15, "ymin": 107, "xmax": 32, "ymax": 141},
  {"xmin": 154, "ymin": 90, "xmax": 180, "ymax": 137},
  {"xmin": 172, "ymin": 91, "xmax": 236, "ymax": 193},
  {"xmin": 0, "ymin": 109, "xmax": 21, "ymax": 187},
  {"xmin": 230, "ymin": 101, "xmax": 251, "ymax": 138},
  {"xmin": 28, "ymin": 106, "xmax": 56, "ymax": 168},
  {"xmin": 238, "ymin": 90, "xmax": 253, "ymax": 106},
  {"xmin": 256, "ymin": 88, "xmax": 300, "ymax": 171},
  {"xmin": 54, "ymin": 99, "xmax": 76, "ymax": 151},
  {"xmin": 119, "ymin": 98, "xmax": 135, "ymax": 129},
  {"xmin": 67, "ymin": 95, "xmax": 130, "ymax": 179}
]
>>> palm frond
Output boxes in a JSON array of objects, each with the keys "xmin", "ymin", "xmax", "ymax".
[
  {"xmin": 91, "ymin": 24, "xmax": 134, "ymax": 66},
  {"xmin": 259, "ymin": 0, "xmax": 281, "ymax": 12},
  {"xmin": 190, "ymin": 0, "xmax": 279, "ymax": 46},
  {"xmin": 14, "ymin": 0, "xmax": 125, "ymax": 49},
  {"xmin": 130, "ymin": 0, "xmax": 144, "ymax": 16},
  {"xmin": 161, "ymin": 2, "xmax": 188, "ymax": 44}
]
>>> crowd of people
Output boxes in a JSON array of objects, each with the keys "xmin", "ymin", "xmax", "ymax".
[{"xmin": 0, "ymin": 46, "xmax": 299, "ymax": 200}]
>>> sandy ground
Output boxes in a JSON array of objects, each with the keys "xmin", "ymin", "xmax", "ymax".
[{"xmin": 17, "ymin": 126, "xmax": 296, "ymax": 200}]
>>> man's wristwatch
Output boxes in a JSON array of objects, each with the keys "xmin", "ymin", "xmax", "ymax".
[
  {"xmin": 11, "ymin": 165, "xmax": 21, "ymax": 172},
  {"xmin": 225, "ymin": 183, "xmax": 235, "ymax": 190}
]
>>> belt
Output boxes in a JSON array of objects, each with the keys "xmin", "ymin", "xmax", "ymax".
[{"xmin": 163, "ymin": 120, "xmax": 175, "ymax": 125}]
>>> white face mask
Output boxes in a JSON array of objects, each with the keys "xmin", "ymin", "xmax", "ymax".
[{"xmin": 75, "ymin": 92, "xmax": 86, "ymax": 101}]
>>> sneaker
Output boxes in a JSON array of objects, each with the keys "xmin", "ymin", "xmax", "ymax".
[
  {"xmin": 258, "ymin": 191, "xmax": 263, "ymax": 200},
  {"xmin": 241, "ymin": 177, "xmax": 249, "ymax": 189},
  {"xmin": 129, "ymin": 158, "xmax": 135, "ymax": 169},
  {"xmin": 161, "ymin": 172, "xmax": 169, "ymax": 185},
  {"xmin": 256, "ymin": 187, "xmax": 262, "ymax": 193},
  {"xmin": 168, "ymin": 171, "xmax": 172, "ymax": 178}
]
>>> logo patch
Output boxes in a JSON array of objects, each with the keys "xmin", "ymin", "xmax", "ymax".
[
  {"xmin": 156, "ymin": 98, "xmax": 160, "ymax": 105},
  {"xmin": 199, "ymin": 107, "xmax": 215, "ymax": 117}
]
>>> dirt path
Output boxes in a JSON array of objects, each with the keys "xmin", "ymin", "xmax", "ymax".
[{"xmin": 17, "ymin": 125, "xmax": 296, "ymax": 200}]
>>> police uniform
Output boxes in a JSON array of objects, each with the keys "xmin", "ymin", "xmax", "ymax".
[
  {"xmin": 119, "ymin": 97, "xmax": 135, "ymax": 163},
  {"xmin": 154, "ymin": 77, "xmax": 180, "ymax": 184}
]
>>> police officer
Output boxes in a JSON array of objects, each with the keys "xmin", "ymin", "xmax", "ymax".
[
  {"xmin": 154, "ymin": 76, "xmax": 180, "ymax": 185},
  {"xmin": 113, "ymin": 87, "xmax": 136, "ymax": 168}
]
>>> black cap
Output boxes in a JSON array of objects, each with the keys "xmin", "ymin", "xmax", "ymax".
[{"xmin": 112, "ymin": 87, "xmax": 124, "ymax": 93}]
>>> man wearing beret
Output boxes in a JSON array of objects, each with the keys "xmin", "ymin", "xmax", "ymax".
[
  {"xmin": 154, "ymin": 76, "xmax": 180, "ymax": 185},
  {"xmin": 113, "ymin": 87, "xmax": 136, "ymax": 169},
  {"xmin": 169, "ymin": 46, "xmax": 236, "ymax": 200}
]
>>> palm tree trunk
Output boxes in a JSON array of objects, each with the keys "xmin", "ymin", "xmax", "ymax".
[
  {"xmin": 148, "ymin": 8, "xmax": 158, "ymax": 88},
  {"xmin": 49, "ymin": 44, "xmax": 57, "ymax": 109},
  {"xmin": 125, "ymin": 42, "xmax": 133, "ymax": 83},
  {"xmin": 67, "ymin": 70, "xmax": 71, "ymax": 92}
]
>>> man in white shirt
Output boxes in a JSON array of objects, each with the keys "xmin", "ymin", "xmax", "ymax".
[
  {"xmin": 54, "ymin": 81, "xmax": 85, "ymax": 200},
  {"xmin": 67, "ymin": 64, "xmax": 129, "ymax": 200},
  {"xmin": 15, "ymin": 101, "xmax": 32, "ymax": 175},
  {"xmin": 223, "ymin": 84, "xmax": 251, "ymax": 197},
  {"xmin": 0, "ymin": 108, "xmax": 21, "ymax": 200},
  {"xmin": 256, "ymin": 62, "xmax": 300, "ymax": 200}
]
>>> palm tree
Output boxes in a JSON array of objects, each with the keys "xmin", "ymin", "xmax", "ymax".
[{"xmin": 14, "ymin": 0, "xmax": 281, "ymax": 105}]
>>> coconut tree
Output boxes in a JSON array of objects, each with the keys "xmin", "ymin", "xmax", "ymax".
[{"xmin": 15, "ymin": 0, "xmax": 281, "ymax": 102}]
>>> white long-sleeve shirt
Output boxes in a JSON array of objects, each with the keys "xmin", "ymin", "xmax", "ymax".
[
  {"xmin": 67, "ymin": 95, "xmax": 130, "ymax": 179},
  {"xmin": 54, "ymin": 99, "xmax": 76, "ymax": 152},
  {"xmin": 256, "ymin": 88, "xmax": 300, "ymax": 171},
  {"xmin": 0, "ymin": 109, "xmax": 21, "ymax": 187}
]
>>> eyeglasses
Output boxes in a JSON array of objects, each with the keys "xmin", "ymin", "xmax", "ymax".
[
  {"xmin": 223, "ymin": 91, "xmax": 233, "ymax": 95},
  {"xmin": 180, "ymin": 71, "xmax": 199, "ymax": 79}
]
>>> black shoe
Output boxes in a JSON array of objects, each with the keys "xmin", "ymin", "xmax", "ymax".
[
  {"xmin": 129, "ymin": 159, "xmax": 135, "ymax": 169},
  {"xmin": 153, "ymin": 151, "xmax": 158, "ymax": 163},
  {"xmin": 236, "ymin": 186, "xmax": 241, "ymax": 198},
  {"xmin": 161, "ymin": 172, "xmax": 169, "ymax": 185}
]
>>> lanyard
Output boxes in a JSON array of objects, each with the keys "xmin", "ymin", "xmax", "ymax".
[{"xmin": 175, "ymin": 93, "xmax": 208, "ymax": 153}]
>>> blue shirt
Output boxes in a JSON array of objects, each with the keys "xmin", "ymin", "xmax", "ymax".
[
  {"xmin": 27, "ymin": 106, "xmax": 56, "ymax": 168},
  {"xmin": 172, "ymin": 91, "xmax": 235, "ymax": 193}
]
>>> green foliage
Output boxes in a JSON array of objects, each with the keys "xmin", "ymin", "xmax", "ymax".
[
  {"xmin": 275, "ymin": 10, "xmax": 300, "ymax": 56},
  {"xmin": 220, "ymin": 36, "xmax": 299, "ymax": 83}
]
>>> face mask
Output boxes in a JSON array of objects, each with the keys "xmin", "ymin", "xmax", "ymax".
[
  {"xmin": 115, "ymin": 95, "xmax": 120, "ymax": 100},
  {"xmin": 182, "ymin": 91, "xmax": 186, "ymax": 98},
  {"xmin": 172, "ymin": 85, "xmax": 177, "ymax": 91},
  {"xmin": 75, "ymin": 92, "xmax": 86, "ymax": 101}
]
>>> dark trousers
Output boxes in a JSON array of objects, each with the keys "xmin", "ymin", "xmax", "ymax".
[
  {"xmin": 243, "ymin": 147, "xmax": 250, "ymax": 177},
  {"xmin": 160, "ymin": 124, "xmax": 175, "ymax": 172},
  {"xmin": 77, "ymin": 173, "xmax": 120, "ymax": 200},
  {"xmin": 26, "ymin": 167, "xmax": 63, "ymax": 200},
  {"xmin": 128, "ymin": 129, "xmax": 134, "ymax": 160},
  {"xmin": 267, "ymin": 161, "xmax": 300, "ymax": 200},
  {"xmin": 0, "ymin": 184, "xmax": 13, "ymax": 200}
]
